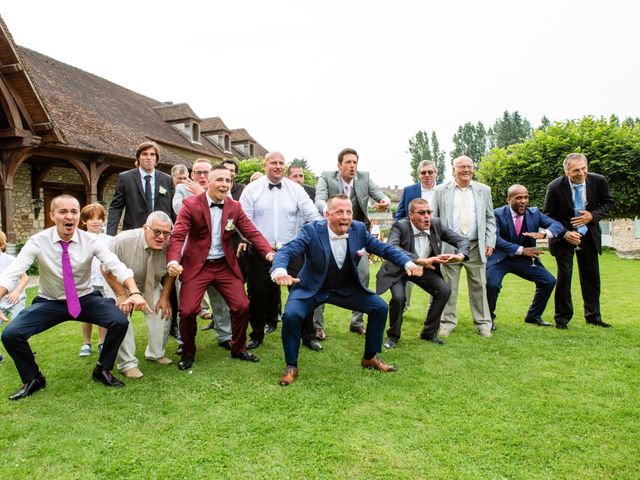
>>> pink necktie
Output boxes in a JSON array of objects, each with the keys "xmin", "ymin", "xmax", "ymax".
[
  {"xmin": 514, "ymin": 215, "xmax": 523, "ymax": 236},
  {"xmin": 60, "ymin": 241, "xmax": 81, "ymax": 318}
]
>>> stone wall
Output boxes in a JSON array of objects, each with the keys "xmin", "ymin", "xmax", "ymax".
[
  {"xmin": 7, "ymin": 163, "xmax": 42, "ymax": 239},
  {"xmin": 611, "ymin": 219, "xmax": 640, "ymax": 257}
]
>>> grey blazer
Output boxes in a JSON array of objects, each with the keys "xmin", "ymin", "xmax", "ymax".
[
  {"xmin": 315, "ymin": 170, "xmax": 388, "ymax": 225},
  {"xmin": 431, "ymin": 180, "xmax": 496, "ymax": 263}
]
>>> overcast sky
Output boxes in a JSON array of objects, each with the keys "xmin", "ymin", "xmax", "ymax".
[{"xmin": 3, "ymin": 1, "xmax": 639, "ymax": 186}]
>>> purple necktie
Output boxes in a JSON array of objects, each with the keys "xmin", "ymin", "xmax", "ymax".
[{"xmin": 60, "ymin": 241, "xmax": 81, "ymax": 318}]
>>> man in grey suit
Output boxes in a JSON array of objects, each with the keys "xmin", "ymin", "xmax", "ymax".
[
  {"xmin": 376, "ymin": 198, "xmax": 469, "ymax": 348},
  {"xmin": 315, "ymin": 147, "xmax": 390, "ymax": 334},
  {"xmin": 107, "ymin": 141, "xmax": 174, "ymax": 235},
  {"xmin": 431, "ymin": 155, "xmax": 496, "ymax": 337}
]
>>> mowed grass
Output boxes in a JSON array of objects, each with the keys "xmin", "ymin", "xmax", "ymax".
[{"xmin": 0, "ymin": 251, "xmax": 638, "ymax": 479}]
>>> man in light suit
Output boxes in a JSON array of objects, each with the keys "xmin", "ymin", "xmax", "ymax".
[
  {"xmin": 315, "ymin": 148, "xmax": 390, "ymax": 334},
  {"xmin": 395, "ymin": 160, "xmax": 438, "ymax": 220},
  {"xmin": 487, "ymin": 185, "xmax": 563, "ymax": 329},
  {"xmin": 543, "ymin": 153, "xmax": 614, "ymax": 329},
  {"xmin": 272, "ymin": 195, "xmax": 423, "ymax": 386},
  {"xmin": 107, "ymin": 141, "xmax": 174, "ymax": 235},
  {"xmin": 431, "ymin": 155, "xmax": 496, "ymax": 337},
  {"xmin": 167, "ymin": 166, "xmax": 274, "ymax": 369},
  {"xmin": 377, "ymin": 198, "xmax": 469, "ymax": 348}
]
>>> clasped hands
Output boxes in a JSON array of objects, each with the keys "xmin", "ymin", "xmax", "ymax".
[{"xmin": 416, "ymin": 253, "xmax": 464, "ymax": 270}]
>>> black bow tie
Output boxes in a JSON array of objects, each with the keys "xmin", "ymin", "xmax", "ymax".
[
  {"xmin": 210, "ymin": 203, "xmax": 224, "ymax": 209},
  {"xmin": 268, "ymin": 183, "xmax": 282, "ymax": 190}
]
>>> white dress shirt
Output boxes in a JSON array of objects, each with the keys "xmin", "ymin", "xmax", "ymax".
[
  {"xmin": 0, "ymin": 252, "xmax": 26, "ymax": 308},
  {"xmin": 411, "ymin": 224, "xmax": 431, "ymax": 258},
  {"xmin": 421, "ymin": 187, "xmax": 434, "ymax": 205},
  {"xmin": 0, "ymin": 227, "xmax": 133, "ymax": 301},
  {"xmin": 206, "ymin": 193, "xmax": 225, "ymax": 259},
  {"xmin": 452, "ymin": 181, "xmax": 478, "ymax": 240},
  {"xmin": 328, "ymin": 226, "xmax": 348, "ymax": 268},
  {"xmin": 240, "ymin": 176, "xmax": 321, "ymax": 246}
]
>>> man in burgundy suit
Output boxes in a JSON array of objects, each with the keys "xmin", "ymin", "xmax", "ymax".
[{"xmin": 167, "ymin": 165, "xmax": 274, "ymax": 369}]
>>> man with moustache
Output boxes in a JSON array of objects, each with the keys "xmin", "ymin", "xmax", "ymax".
[
  {"xmin": 377, "ymin": 198, "xmax": 469, "ymax": 348},
  {"xmin": 543, "ymin": 153, "xmax": 614, "ymax": 329},
  {"xmin": 315, "ymin": 148, "xmax": 390, "ymax": 335},
  {"xmin": 272, "ymin": 195, "xmax": 423, "ymax": 386},
  {"xmin": 168, "ymin": 166, "xmax": 274, "ymax": 369},
  {"xmin": 487, "ymin": 185, "xmax": 563, "ymax": 329},
  {"xmin": 431, "ymin": 155, "xmax": 496, "ymax": 337},
  {"xmin": 102, "ymin": 211, "xmax": 177, "ymax": 379},
  {"xmin": 0, "ymin": 195, "xmax": 148, "ymax": 400},
  {"xmin": 107, "ymin": 141, "xmax": 174, "ymax": 235},
  {"xmin": 239, "ymin": 152, "xmax": 321, "ymax": 350}
]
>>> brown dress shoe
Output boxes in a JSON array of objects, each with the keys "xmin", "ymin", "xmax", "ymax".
[
  {"xmin": 315, "ymin": 327, "xmax": 326, "ymax": 341},
  {"xmin": 350, "ymin": 325, "xmax": 366, "ymax": 335},
  {"xmin": 279, "ymin": 366, "xmax": 298, "ymax": 386},
  {"xmin": 361, "ymin": 355, "xmax": 397, "ymax": 372}
]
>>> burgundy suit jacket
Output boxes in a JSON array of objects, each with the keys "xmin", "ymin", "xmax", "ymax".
[{"xmin": 168, "ymin": 192, "xmax": 272, "ymax": 284}]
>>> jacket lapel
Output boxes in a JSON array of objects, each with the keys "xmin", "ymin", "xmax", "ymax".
[
  {"xmin": 560, "ymin": 176, "xmax": 574, "ymax": 212},
  {"xmin": 201, "ymin": 193, "xmax": 213, "ymax": 235},
  {"xmin": 504, "ymin": 206, "xmax": 517, "ymax": 240},
  {"xmin": 134, "ymin": 171, "xmax": 146, "ymax": 202}
]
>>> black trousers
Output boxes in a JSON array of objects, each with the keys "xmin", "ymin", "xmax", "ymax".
[
  {"xmin": 1, "ymin": 291, "xmax": 129, "ymax": 383},
  {"xmin": 387, "ymin": 270, "xmax": 451, "ymax": 341},
  {"xmin": 246, "ymin": 249, "xmax": 282, "ymax": 343},
  {"xmin": 552, "ymin": 233, "xmax": 601, "ymax": 325}
]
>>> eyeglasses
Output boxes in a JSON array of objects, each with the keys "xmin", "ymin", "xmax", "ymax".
[
  {"xmin": 419, "ymin": 170, "xmax": 436, "ymax": 175},
  {"xmin": 413, "ymin": 210, "xmax": 433, "ymax": 215},
  {"xmin": 146, "ymin": 225, "xmax": 172, "ymax": 238},
  {"xmin": 193, "ymin": 170, "xmax": 210, "ymax": 176}
]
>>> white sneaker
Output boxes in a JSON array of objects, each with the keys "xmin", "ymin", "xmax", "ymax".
[{"xmin": 79, "ymin": 343, "xmax": 91, "ymax": 357}]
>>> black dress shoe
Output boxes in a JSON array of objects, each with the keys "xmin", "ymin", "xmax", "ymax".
[
  {"xmin": 264, "ymin": 324, "xmax": 277, "ymax": 335},
  {"xmin": 218, "ymin": 340, "xmax": 232, "ymax": 351},
  {"xmin": 555, "ymin": 323, "xmax": 568, "ymax": 330},
  {"xmin": 92, "ymin": 366, "xmax": 124, "ymax": 387},
  {"xmin": 587, "ymin": 320, "xmax": 612, "ymax": 328},
  {"xmin": 246, "ymin": 339, "xmax": 262, "ymax": 350},
  {"xmin": 525, "ymin": 317, "xmax": 552, "ymax": 326},
  {"xmin": 175, "ymin": 346, "xmax": 183, "ymax": 355},
  {"xmin": 9, "ymin": 373, "xmax": 46, "ymax": 400},
  {"xmin": 303, "ymin": 339, "xmax": 323, "ymax": 351},
  {"xmin": 231, "ymin": 351, "xmax": 259, "ymax": 362},
  {"xmin": 383, "ymin": 338, "xmax": 397, "ymax": 349},
  {"xmin": 420, "ymin": 334, "xmax": 444, "ymax": 345},
  {"xmin": 350, "ymin": 325, "xmax": 366, "ymax": 335},
  {"xmin": 178, "ymin": 356, "xmax": 194, "ymax": 370}
]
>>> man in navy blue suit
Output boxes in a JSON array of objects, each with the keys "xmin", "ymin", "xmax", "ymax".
[
  {"xmin": 487, "ymin": 185, "xmax": 563, "ymax": 329},
  {"xmin": 271, "ymin": 195, "xmax": 423, "ymax": 386},
  {"xmin": 395, "ymin": 160, "xmax": 438, "ymax": 220}
]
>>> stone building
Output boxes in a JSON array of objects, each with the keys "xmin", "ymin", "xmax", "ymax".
[{"xmin": 0, "ymin": 16, "xmax": 267, "ymax": 243}]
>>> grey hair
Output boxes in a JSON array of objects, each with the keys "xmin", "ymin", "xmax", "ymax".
[
  {"xmin": 417, "ymin": 160, "xmax": 436, "ymax": 172},
  {"xmin": 171, "ymin": 164, "xmax": 189, "ymax": 177},
  {"xmin": 146, "ymin": 211, "xmax": 173, "ymax": 228},
  {"xmin": 563, "ymin": 153, "xmax": 588, "ymax": 170}
]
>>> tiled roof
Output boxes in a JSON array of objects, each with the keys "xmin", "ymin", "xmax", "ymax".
[
  {"xmin": 153, "ymin": 103, "xmax": 199, "ymax": 122},
  {"xmin": 201, "ymin": 117, "xmax": 230, "ymax": 133}
]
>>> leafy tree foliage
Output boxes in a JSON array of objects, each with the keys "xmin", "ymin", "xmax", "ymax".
[
  {"xmin": 539, "ymin": 115, "xmax": 552, "ymax": 130},
  {"xmin": 235, "ymin": 157, "xmax": 317, "ymax": 186},
  {"xmin": 408, "ymin": 130, "xmax": 446, "ymax": 182},
  {"xmin": 451, "ymin": 121, "xmax": 488, "ymax": 167},
  {"xmin": 477, "ymin": 116, "xmax": 639, "ymax": 219},
  {"xmin": 488, "ymin": 110, "xmax": 532, "ymax": 149}
]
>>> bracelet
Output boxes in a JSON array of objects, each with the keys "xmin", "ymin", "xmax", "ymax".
[{"xmin": 128, "ymin": 291, "xmax": 142, "ymax": 298}]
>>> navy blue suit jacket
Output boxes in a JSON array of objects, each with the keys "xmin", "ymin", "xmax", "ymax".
[
  {"xmin": 273, "ymin": 219, "xmax": 411, "ymax": 300},
  {"xmin": 395, "ymin": 183, "xmax": 421, "ymax": 220},
  {"xmin": 489, "ymin": 205, "xmax": 563, "ymax": 266}
]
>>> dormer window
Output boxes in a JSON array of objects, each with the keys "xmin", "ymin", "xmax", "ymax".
[
  {"xmin": 191, "ymin": 123, "xmax": 200, "ymax": 143},
  {"xmin": 224, "ymin": 135, "xmax": 230, "ymax": 151}
]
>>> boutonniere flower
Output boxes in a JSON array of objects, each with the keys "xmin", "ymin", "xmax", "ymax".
[
  {"xmin": 159, "ymin": 186, "xmax": 167, "ymax": 195},
  {"xmin": 274, "ymin": 241, "xmax": 283, "ymax": 251},
  {"xmin": 357, "ymin": 248, "xmax": 367, "ymax": 258},
  {"xmin": 225, "ymin": 219, "xmax": 235, "ymax": 231}
]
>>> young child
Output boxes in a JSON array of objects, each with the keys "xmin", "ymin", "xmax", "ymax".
[
  {"xmin": 78, "ymin": 203, "xmax": 112, "ymax": 357},
  {"xmin": 0, "ymin": 230, "xmax": 29, "ymax": 362}
]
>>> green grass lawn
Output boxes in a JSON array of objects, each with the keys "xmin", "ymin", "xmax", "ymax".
[{"xmin": 1, "ymin": 251, "xmax": 638, "ymax": 479}]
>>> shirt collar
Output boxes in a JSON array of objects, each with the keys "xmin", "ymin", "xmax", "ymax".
[
  {"xmin": 509, "ymin": 207, "xmax": 521, "ymax": 218},
  {"xmin": 342, "ymin": 179, "xmax": 354, "ymax": 189},
  {"xmin": 410, "ymin": 222, "xmax": 429, "ymax": 236},
  {"xmin": 52, "ymin": 227, "xmax": 79, "ymax": 244},
  {"xmin": 570, "ymin": 181, "xmax": 586, "ymax": 189},
  {"xmin": 454, "ymin": 180, "xmax": 473, "ymax": 190},
  {"xmin": 206, "ymin": 192, "xmax": 225, "ymax": 206},
  {"xmin": 328, "ymin": 225, "xmax": 348, "ymax": 240},
  {"xmin": 139, "ymin": 167, "xmax": 155, "ymax": 178}
]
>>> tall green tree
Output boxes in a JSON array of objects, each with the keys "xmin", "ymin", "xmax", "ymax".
[
  {"xmin": 488, "ymin": 110, "xmax": 532, "ymax": 149},
  {"xmin": 290, "ymin": 157, "xmax": 310, "ymax": 170},
  {"xmin": 408, "ymin": 130, "xmax": 432, "ymax": 182},
  {"xmin": 539, "ymin": 115, "xmax": 551, "ymax": 130},
  {"xmin": 451, "ymin": 121, "xmax": 488, "ymax": 167},
  {"xmin": 477, "ymin": 116, "xmax": 640, "ymax": 219},
  {"xmin": 431, "ymin": 131, "xmax": 446, "ymax": 180}
]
